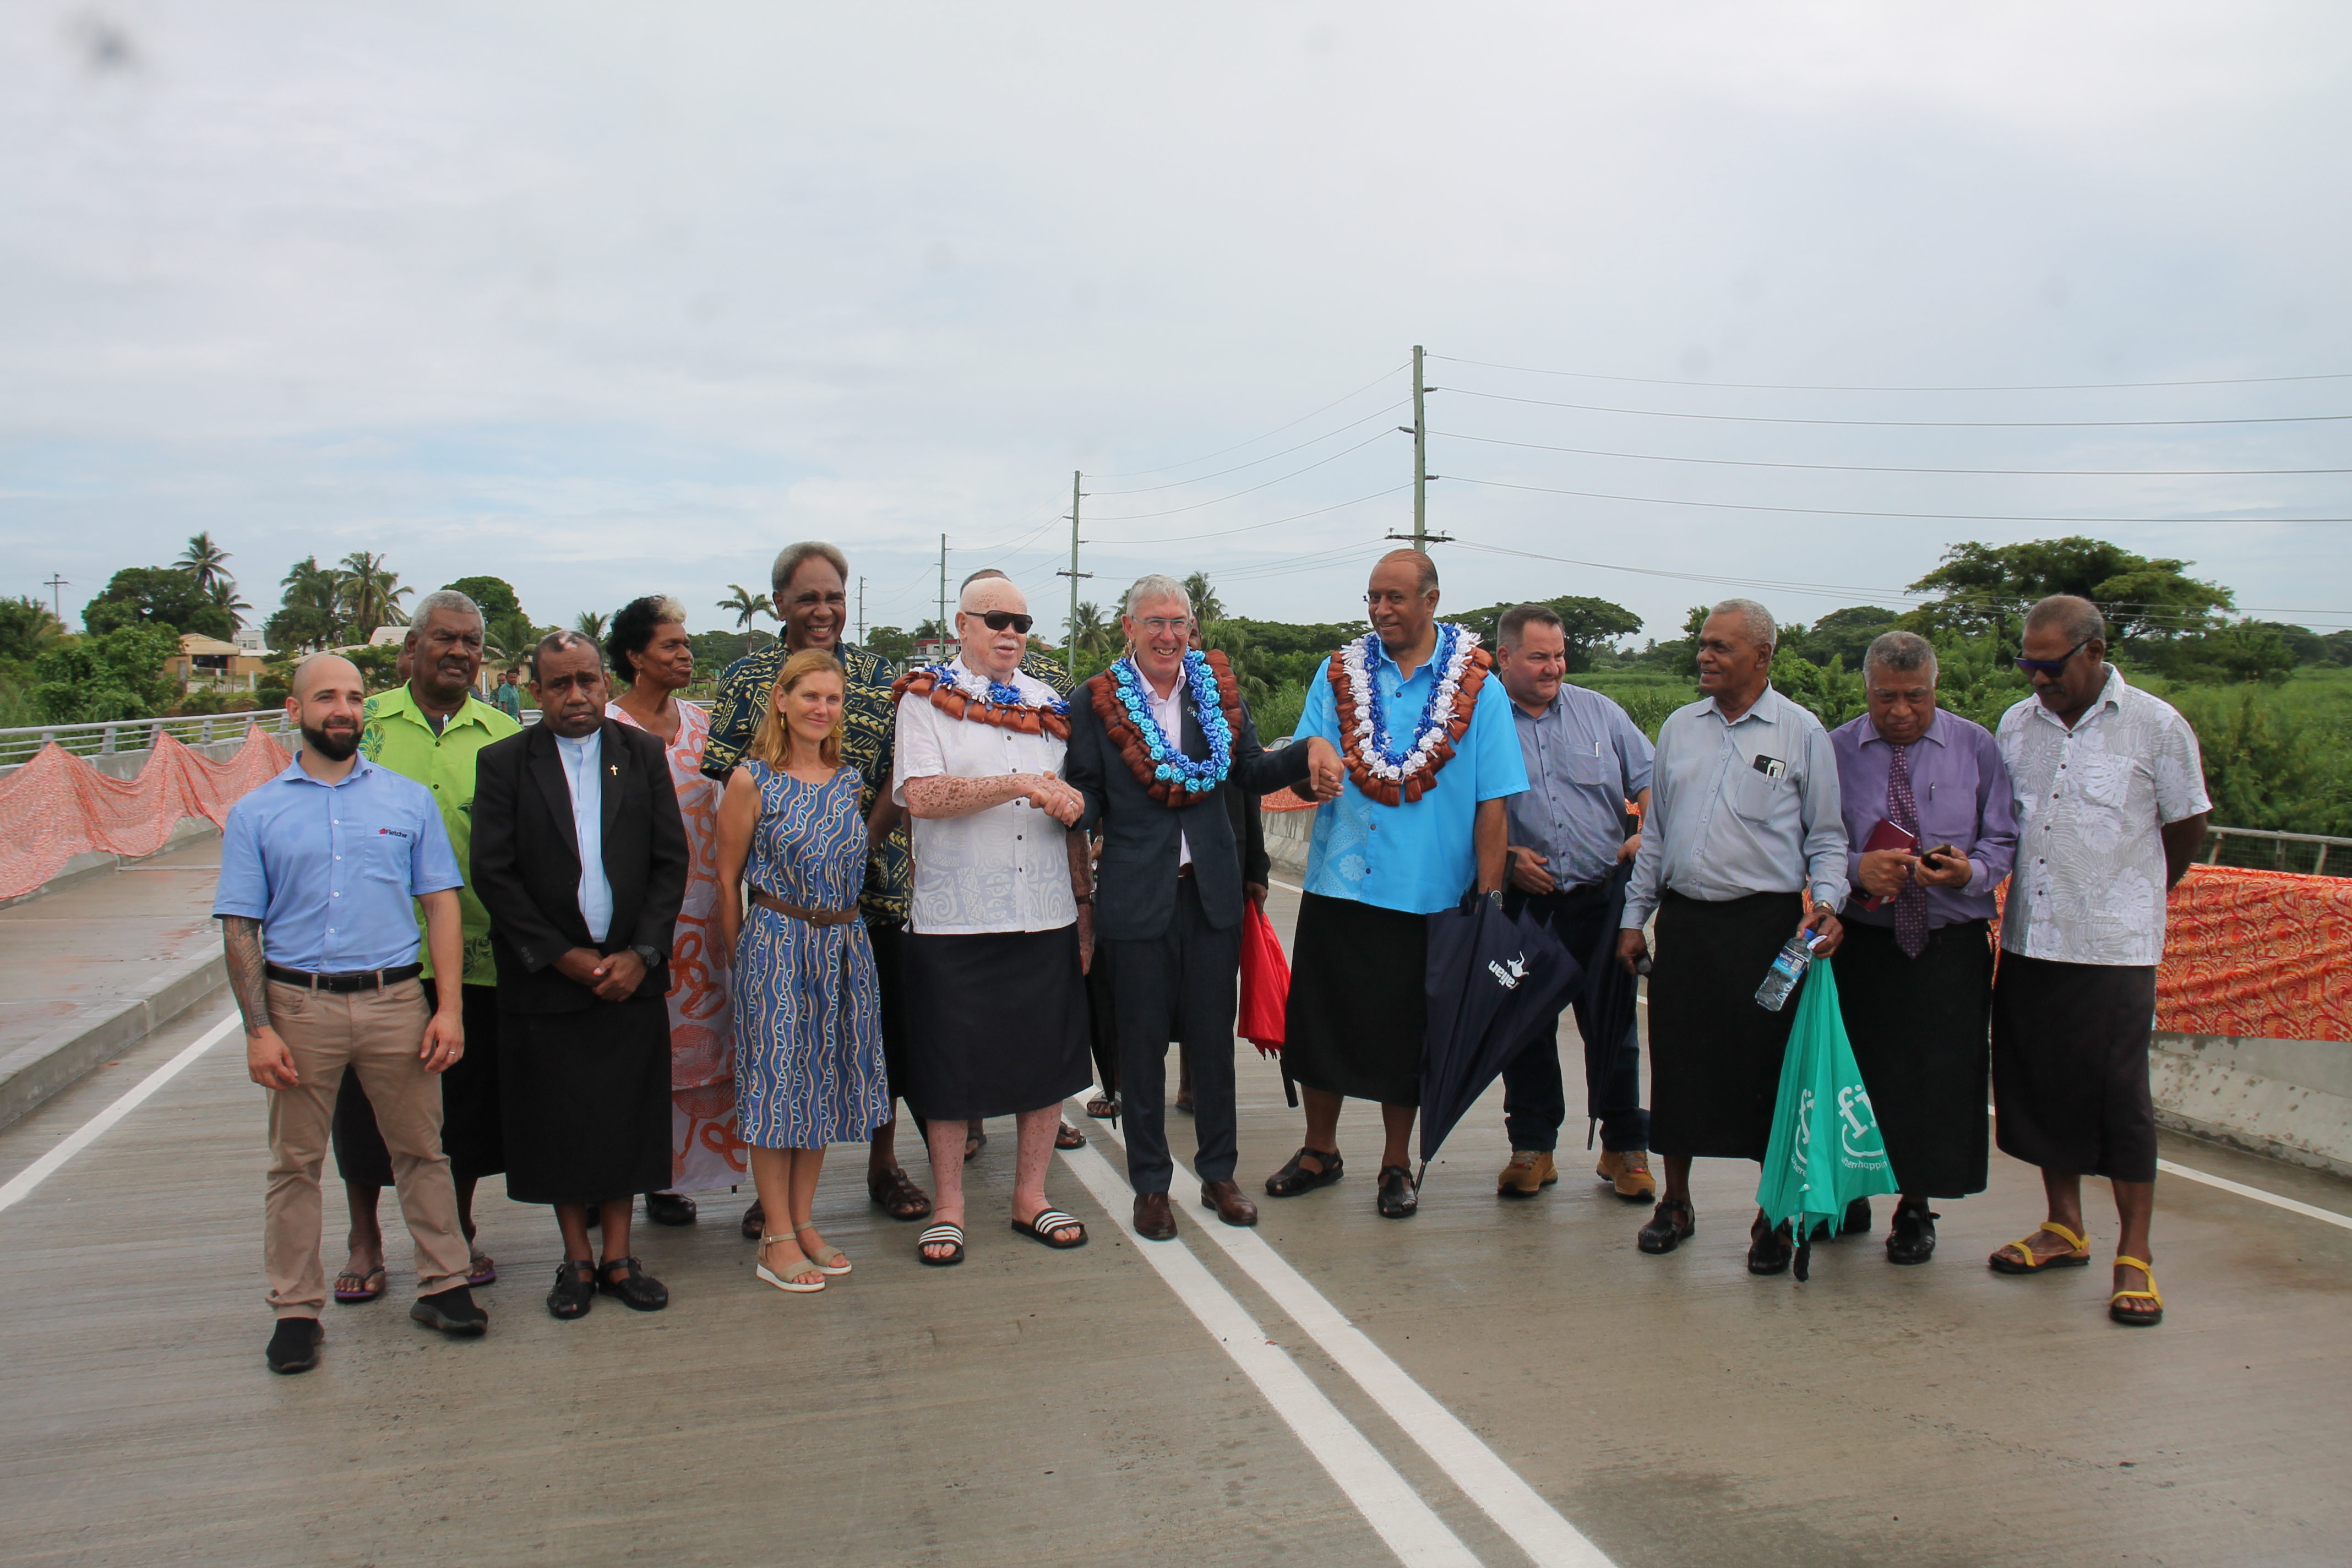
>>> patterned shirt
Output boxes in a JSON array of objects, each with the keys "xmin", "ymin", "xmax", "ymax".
[
  {"xmin": 1996, "ymin": 665, "xmax": 2209, "ymax": 967},
  {"xmin": 358, "ymin": 683, "xmax": 520, "ymax": 985}
]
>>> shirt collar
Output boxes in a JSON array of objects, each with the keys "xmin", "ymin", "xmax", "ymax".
[
  {"xmin": 553, "ymin": 726, "xmax": 601, "ymax": 758},
  {"xmin": 372, "ymin": 682, "xmax": 491, "ymax": 734},
  {"xmin": 1367, "ymin": 626, "xmax": 1450, "ymax": 683},
  {"xmin": 1856, "ymin": 707, "xmax": 1948, "ymax": 749},
  {"xmin": 276, "ymin": 750, "xmax": 377, "ymax": 788},
  {"xmin": 2027, "ymin": 663, "xmax": 2127, "ymax": 728},
  {"xmin": 1704, "ymin": 685, "xmax": 1781, "ymax": 727}
]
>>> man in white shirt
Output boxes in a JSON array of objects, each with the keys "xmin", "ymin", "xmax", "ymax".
[{"xmin": 1985, "ymin": 596, "xmax": 2209, "ymax": 1329}]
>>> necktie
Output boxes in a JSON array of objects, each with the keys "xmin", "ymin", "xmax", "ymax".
[{"xmin": 1886, "ymin": 743, "xmax": 1930, "ymax": 959}]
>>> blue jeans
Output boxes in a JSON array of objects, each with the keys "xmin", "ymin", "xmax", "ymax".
[{"xmin": 1500, "ymin": 884, "xmax": 1650, "ymax": 1155}]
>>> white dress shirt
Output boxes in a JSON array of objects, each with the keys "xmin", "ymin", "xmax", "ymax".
[
  {"xmin": 890, "ymin": 660, "xmax": 1078, "ymax": 936},
  {"xmin": 553, "ymin": 728, "xmax": 614, "ymax": 944},
  {"xmin": 1135, "ymin": 664, "xmax": 1193, "ymax": 869},
  {"xmin": 1996, "ymin": 666, "xmax": 2209, "ymax": 967}
]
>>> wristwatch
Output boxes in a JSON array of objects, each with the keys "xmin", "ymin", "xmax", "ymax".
[{"xmin": 629, "ymin": 943, "xmax": 665, "ymax": 968}]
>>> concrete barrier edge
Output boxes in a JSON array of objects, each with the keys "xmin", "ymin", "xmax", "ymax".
[{"xmin": 0, "ymin": 949, "xmax": 227, "ymax": 1130}]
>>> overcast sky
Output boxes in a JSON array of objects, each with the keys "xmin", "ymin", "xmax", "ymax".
[{"xmin": 4, "ymin": 2, "xmax": 2348, "ymax": 649}]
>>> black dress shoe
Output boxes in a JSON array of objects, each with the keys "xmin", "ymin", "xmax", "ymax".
[
  {"xmin": 1886, "ymin": 1200, "xmax": 1940, "ymax": 1265},
  {"xmin": 1133, "ymin": 1191, "xmax": 1178, "ymax": 1241},
  {"xmin": 1747, "ymin": 1218, "xmax": 1795, "ymax": 1276},
  {"xmin": 265, "ymin": 1317, "xmax": 323, "ymax": 1374},
  {"xmin": 1637, "ymin": 1199, "xmax": 1695, "ymax": 1254},
  {"xmin": 1200, "ymin": 1179, "xmax": 1259, "ymax": 1227},
  {"xmin": 597, "ymin": 1256, "xmax": 669, "ymax": 1312},
  {"xmin": 547, "ymin": 1261, "xmax": 596, "ymax": 1320},
  {"xmin": 1841, "ymin": 1196, "xmax": 1872, "ymax": 1236},
  {"xmin": 645, "ymin": 1192, "xmax": 698, "ymax": 1227},
  {"xmin": 1265, "ymin": 1147, "xmax": 1343, "ymax": 1197},
  {"xmin": 409, "ymin": 1284, "xmax": 488, "ymax": 1337},
  {"xmin": 1376, "ymin": 1164, "xmax": 1419, "ymax": 1218}
]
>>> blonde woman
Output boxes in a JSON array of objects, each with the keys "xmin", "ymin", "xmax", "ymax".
[{"xmin": 715, "ymin": 651, "xmax": 890, "ymax": 1293}]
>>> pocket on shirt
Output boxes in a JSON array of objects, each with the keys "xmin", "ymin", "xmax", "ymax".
[
  {"xmin": 1725, "ymin": 761, "xmax": 1790, "ymax": 824},
  {"xmin": 1565, "ymin": 748, "xmax": 1609, "ymax": 788},
  {"xmin": 358, "ymin": 827, "xmax": 415, "ymax": 885}
]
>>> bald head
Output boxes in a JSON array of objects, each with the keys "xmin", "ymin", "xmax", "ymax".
[
  {"xmin": 1365, "ymin": 549, "xmax": 1440, "ymax": 657},
  {"xmin": 1378, "ymin": 548, "xmax": 1439, "ymax": 596},
  {"xmin": 290, "ymin": 653, "xmax": 362, "ymax": 703},
  {"xmin": 286, "ymin": 654, "xmax": 366, "ymax": 766}
]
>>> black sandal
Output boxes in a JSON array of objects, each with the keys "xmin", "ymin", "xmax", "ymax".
[
  {"xmin": 596, "ymin": 1256, "xmax": 669, "ymax": 1312},
  {"xmin": 917, "ymin": 1222, "xmax": 966, "ymax": 1266},
  {"xmin": 1012, "ymin": 1208, "xmax": 1087, "ymax": 1249},
  {"xmin": 963, "ymin": 1129, "xmax": 988, "ymax": 1162},
  {"xmin": 1265, "ymin": 1147, "xmax": 1343, "ymax": 1197},
  {"xmin": 868, "ymin": 1165, "xmax": 933, "ymax": 1221},
  {"xmin": 1376, "ymin": 1164, "xmax": 1419, "ymax": 1218},
  {"xmin": 547, "ymin": 1260, "xmax": 596, "ymax": 1320}
]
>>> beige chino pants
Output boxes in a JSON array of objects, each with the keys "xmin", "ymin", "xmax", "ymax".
[{"xmin": 264, "ymin": 977, "xmax": 470, "ymax": 1317}]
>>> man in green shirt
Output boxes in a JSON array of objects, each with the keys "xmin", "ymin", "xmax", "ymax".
[
  {"xmin": 489, "ymin": 667, "xmax": 524, "ymax": 721},
  {"xmin": 329, "ymin": 589, "xmax": 521, "ymax": 1300}
]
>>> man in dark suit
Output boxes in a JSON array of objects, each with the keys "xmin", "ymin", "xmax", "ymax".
[
  {"xmin": 1065, "ymin": 575, "xmax": 1340, "ymax": 1239},
  {"xmin": 471, "ymin": 631, "xmax": 690, "ymax": 1320}
]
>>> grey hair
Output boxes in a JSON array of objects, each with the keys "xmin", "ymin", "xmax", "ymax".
[
  {"xmin": 1497, "ymin": 603, "xmax": 1564, "ymax": 651},
  {"xmin": 1863, "ymin": 629, "xmax": 1939, "ymax": 681},
  {"xmin": 1709, "ymin": 597, "xmax": 1776, "ymax": 651},
  {"xmin": 957, "ymin": 573, "xmax": 1027, "ymax": 611},
  {"xmin": 770, "ymin": 541, "xmax": 850, "ymax": 600},
  {"xmin": 1123, "ymin": 574, "xmax": 1191, "ymax": 618},
  {"xmin": 2023, "ymin": 594, "xmax": 2106, "ymax": 646},
  {"xmin": 407, "ymin": 589, "xmax": 483, "ymax": 635},
  {"xmin": 960, "ymin": 567, "xmax": 1009, "ymax": 589},
  {"xmin": 529, "ymin": 629, "xmax": 600, "ymax": 682}
]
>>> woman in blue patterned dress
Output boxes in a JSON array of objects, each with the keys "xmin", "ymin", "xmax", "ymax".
[{"xmin": 716, "ymin": 650, "xmax": 889, "ymax": 1293}]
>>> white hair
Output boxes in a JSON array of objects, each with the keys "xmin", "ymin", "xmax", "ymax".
[
  {"xmin": 407, "ymin": 589, "xmax": 483, "ymax": 633},
  {"xmin": 1122, "ymin": 574, "xmax": 1191, "ymax": 618},
  {"xmin": 1710, "ymin": 597, "xmax": 1776, "ymax": 651}
]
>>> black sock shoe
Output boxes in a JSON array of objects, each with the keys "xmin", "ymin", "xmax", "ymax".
[
  {"xmin": 266, "ymin": 1317, "xmax": 323, "ymax": 1373},
  {"xmin": 410, "ymin": 1284, "xmax": 489, "ymax": 1336}
]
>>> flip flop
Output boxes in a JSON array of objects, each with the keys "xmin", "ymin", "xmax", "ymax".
[
  {"xmin": 1011, "ymin": 1208, "xmax": 1087, "ymax": 1249},
  {"xmin": 333, "ymin": 1265, "xmax": 387, "ymax": 1304},
  {"xmin": 465, "ymin": 1251, "xmax": 497, "ymax": 1288}
]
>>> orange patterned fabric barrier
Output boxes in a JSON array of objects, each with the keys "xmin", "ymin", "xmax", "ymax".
[
  {"xmin": 0, "ymin": 726, "xmax": 292, "ymax": 901},
  {"xmin": 2154, "ymin": 866, "xmax": 2350, "ymax": 1043}
]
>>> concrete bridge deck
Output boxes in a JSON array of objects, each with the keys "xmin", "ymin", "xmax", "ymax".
[{"xmin": 3, "ymin": 881, "xmax": 2350, "ymax": 1567}]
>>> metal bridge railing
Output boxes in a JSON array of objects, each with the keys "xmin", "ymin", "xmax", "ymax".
[
  {"xmin": 0, "ymin": 709, "xmax": 549, "ymax": 767},
  {"xmin": 2199, "ymin": 825, "xmax": 2351, "ymax": 878}
]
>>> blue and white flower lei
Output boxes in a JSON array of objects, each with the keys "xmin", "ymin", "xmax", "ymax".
[
  {"xmin": 1112, "ymin": 652, "xmax": 1233, "ymax": 793},
  {"xmin": 923, "ymin": 661, "xmax": 1070, "ymax": 719},
  {"xmin": 1341, "ymin": 623, "xmax": 1478, "ymax": 785}
]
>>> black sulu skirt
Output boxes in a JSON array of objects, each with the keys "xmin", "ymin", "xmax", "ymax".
[
  {"xmin": 1281, "ymin": 891, "xmax": 1428, "ymax": 1107},
  {"xmin": 1834, "ymin": 918, "xmax": 1994, "ymax": 1198},
  {"xmin": 901, "ymin": 923, "xmax": 1093, "ymax": 1121},
  {"xmin": 498, "ymin": 993, "xmax": 672, "ymax": 1206},
  {"xmin": 334, "ymin": 979, "xmax": 504, "ymax": 1186},
  {"xmin": 1991, "ymin": 951, "xmax": 2159, "ymax": 1183},
  {"xmin": 1647, "ymin": 889, "xmax": 1806, "ymax": 1162}
]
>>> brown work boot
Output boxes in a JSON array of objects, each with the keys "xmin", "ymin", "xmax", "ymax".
[
  {"xmin": 1496, "ymin": 1150, "xmax": 1558, "ymax": 1197},
  {"xmin": 1597, "ymin": 1149, "xmax": 1657, "ymax": 1202}
]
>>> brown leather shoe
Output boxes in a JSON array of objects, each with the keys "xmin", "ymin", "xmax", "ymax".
[
  {"xmin": 1597, "ymin": 1149, "xmax": 1657, "ymax": 1201},
  {"xmin": 1497, "ymin": 1150, "xmax": 1558, "ymax": 1197},
  {"xmin": 1200, "ymin": 1179, "xmax": 1259, "ymax": 1227},
  {"xmin": 1133, "ymin": 1191, "xmax": 1178, "ymax": 1240}
]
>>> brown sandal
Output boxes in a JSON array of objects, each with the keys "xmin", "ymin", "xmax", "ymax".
[
  {"xmin": 867, "ymin": 1164, "xmax": 933, "ymax": 1221},
  {"xmin": 1055, "ymin": 1119, "xmax": 1087, "ymax": 1151}
]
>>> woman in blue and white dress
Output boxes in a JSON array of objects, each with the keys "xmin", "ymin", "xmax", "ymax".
[{"xmin": 715, "ymin": 649, "xmax": 889, "ymax": 1293}]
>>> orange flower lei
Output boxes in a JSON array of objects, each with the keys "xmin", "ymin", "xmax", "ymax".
[
  {"xmin": 1326, "ymin": 634, "xmax": 1490, "ymax": 807},
  {"xmin": 890, "ymin": 666, "xmax": 1072, "ymax": 740},
  {"xmin": 1084, "ymin": 650, "xmax": 1243, "ymax": 810}
]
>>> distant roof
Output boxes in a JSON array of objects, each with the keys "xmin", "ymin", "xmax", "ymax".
[
  {"xmin": 367, "ymin": 626, "xmax": 407, "ymax": 646},
  {"xmin": 176, "ymin": 634, "xmax": 241, "ymax": 656}
]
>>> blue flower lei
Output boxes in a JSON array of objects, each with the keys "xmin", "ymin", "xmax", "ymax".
[
  {"xmin": 1112, "ymin": 652, "xmax": 1233, "ymax": 793},
  {"xmin": 1359, "ymin": 623, "xmax": 1460, "ymax": 767},
  {"xmin": 924, "ymin": 662, "xmax": 1069, "ymax": 719}
]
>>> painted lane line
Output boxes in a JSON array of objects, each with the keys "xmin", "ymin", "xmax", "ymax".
[
  {"xmin": 2156, "ymin": 1157, "xmax": 2352, "ymax": 1232},
  {"xmin": 1269, "ymin": 876, "xmax": 1307, "ymax": 895},
  {"xmin": 1057, "ymin": 1139, "xmax": 1482, "ymax": 1568},
  {"xmin": 1080, "ymin": 1102, "xmax": 1616, "ymax": 1568},
  {"xmin": 0, "ymin": 1012, "xmax": 239, "ymax": 1216}
]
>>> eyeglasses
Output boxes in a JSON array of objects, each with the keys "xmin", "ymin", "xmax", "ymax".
[
  {"xmin": 965, "ymin": 610, "xmax": 1034, "ymax": 635},
  {"xmin": 1135, "ymin": 616, "xmax": 1192, "ymax": 635},
  {"xmin": 2012, "ymin": 638, "xmax": 2093, "ymax": 676}
]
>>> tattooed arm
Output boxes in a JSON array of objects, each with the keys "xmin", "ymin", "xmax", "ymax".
[
  {"xmin": 224, "ymin": 916, "xmax": 300, "ymax": 1090},
  {"xmin": 902, "ymin": 772, "xmax": 1081, "ymax": 824}
]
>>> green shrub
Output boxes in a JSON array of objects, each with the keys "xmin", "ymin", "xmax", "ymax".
[{"xmin": 30, "ymin": 625, "xmax": 181, "ymax": 725}]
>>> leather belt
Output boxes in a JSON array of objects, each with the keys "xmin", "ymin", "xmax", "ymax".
[
  {"xmin": 265, "ymin": 962, "xmax": 423, "ymax": 993},
  {"xmin": 750, "ymin": 889, "xmax": 860, "ymax": 927}
]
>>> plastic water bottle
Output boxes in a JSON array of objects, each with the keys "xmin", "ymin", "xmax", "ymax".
[{"xmin": 1754, "ymin": 930, "xmax": 1825, "ymax": 1012}]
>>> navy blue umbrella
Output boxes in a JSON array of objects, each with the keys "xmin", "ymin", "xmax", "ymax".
[
  {"xmin": 1575, "ymin": 862, "xmax": 1641, "ymax": 1141},
  {"xmin": 1418, "ymin": 892, "xmax": 1583, "ymax": 1173}
]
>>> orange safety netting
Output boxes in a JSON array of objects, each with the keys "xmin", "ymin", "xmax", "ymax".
[
  {"xmin": 0, "ymin": 726, "xmax": 292, "ymax": 901},
  {"xmin": 2154, "ymin": 866, "xmax": 2351, "ymax": 1043}
]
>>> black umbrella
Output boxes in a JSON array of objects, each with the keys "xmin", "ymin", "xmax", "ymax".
[
  {"xmin": 1417, "ymin": 892, "xmax": 1583, "ymax": 1173},
  {"xmin": 1575, "ymin": 862, "xmax": 1641, "ymax": 1145}
]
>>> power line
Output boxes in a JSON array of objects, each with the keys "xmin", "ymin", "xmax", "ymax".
[
  {"xmin": 1443, "ymin": 385, "xmax": 2352, "ymax": 428},
  {"xmin": 1086, "ymin": 400, "xmax": 1412, "ymax": 494},
  {"xmin": 1101, "ymin": 482, "xmax": 1412, "ymax": 545},
  {"xmin": 1443, "ymin": 474, "xmax": 2352, "ymax": 526},
  {"xmin": 1429, "ymin": 353, "xmax": 2352, "ymax": 394},
  {"xmin": 1430, "ymin": 429, "xmax": 2352, "ymax": 478},
  {"xmin": 1085, "ymin": 361, "xmax": 1409, "ymax": 478},
  {"xmin": 1085, "ymin": 428, "xmax": 1401, "ymax": 521}
]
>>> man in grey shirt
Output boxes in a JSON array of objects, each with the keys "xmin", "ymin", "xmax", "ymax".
[
  {"xmin": 1493, "ymin": 604, "xmax": 1658, "ymax": 1202},
  {"xmin": 1617, "ymin": 598, "xmax": 1847, "ymax": 1276}
]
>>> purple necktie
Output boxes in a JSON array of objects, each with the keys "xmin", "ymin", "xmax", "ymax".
[{"xmin": 1887, "ymin": 743, "xmax": 1930, "ymax": 959}]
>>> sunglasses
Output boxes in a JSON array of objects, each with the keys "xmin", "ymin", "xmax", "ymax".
[
  {"xmin": 966, "ymin": 609, "xmax": 1034, "ymax": 635},
  {"xmin": 2012, "ymin": 637, "xmax": 2093, "ymax": 677}
]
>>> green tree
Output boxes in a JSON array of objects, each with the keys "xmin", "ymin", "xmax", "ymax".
[
  {"xmin": 1908, "ymin": 537, "xmax": 2233, "ymax": 644},
  {"xmin": 1182, "ymin": 571, "xmax": 1226, "ymax": 624},
  {"xmin": 0, "ymin": 596, "xmax": 67, "ymax": 664},
  {"xmin": 173, "ymin": 531, "xmax": 232, "ymax": 592},
  {"xmin": 1068, "ymin": 601, "xmax": 1114, "ymax": 661},
  {"xmin": 82, "ymin": 567, "xmax": 235, "ymax": 641},
  {"xmin": 1635, "ymin": 606, "xmax": 1713, "ymax": 675},
  {"xmin": 718, "ymin": 585, "xmax": 772, "ymax": 634},
  {"xmin": 2171, "ymin": 687, "xmax": 2351, "ymax": 838},
  {"xmin": 336, "ymin": 552, "xmax": 409, "ymax": 636},
  {"xmin": 1791, "ymin": 606, "xmax": 1903, "ymax": 670},
  {"xmin": 573, "ymin": 609, "xmax": 609, "ymax": 641},
  {"xmin": 207, "ymin": 575, "xmax": 252, "ymax": 631},
  {"xmin": 442, "ymin": 575, "xmax": 525, "ymax": 627},
  {"xmin": 266, "ymin": 557, "xmax": 344, "ymax": 651},
  {"xmin": 31, "ymin": 624, "xmax": 182, "ymax": 723},
  {"xmin": 1457, "ymin": 594, "xmax": 1643, "ymax": 673},
  {"xmin": 865, "ymin": 625, "xmax": 914, "ymax": 664}
]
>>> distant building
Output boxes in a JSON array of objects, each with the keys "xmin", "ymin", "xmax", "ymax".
[
  {"xmin": 233, "ymin": 628, "xmax": 269, "ymax": 656},
  {"xmin": 166, "ymin": 634, "xmax": 271, "ymax": 692},
  {"xmin": 366, "ymin": 625, "xmax": 407, "ymax": 648}
]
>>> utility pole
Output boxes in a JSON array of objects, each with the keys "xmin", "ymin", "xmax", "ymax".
[
  {"xmin": 1386, "ymin": 344, "xmax": 1450, "ymax": 550},
  {"xmin": 937, "ymin": 533, "xmax": 949, "ymax": 661},
  {"xmin": 1055, "ymin": 470, "xmax": 1092, "ymax": 676},
  {"xmin": 856, "ymin": 576, "xmax": 866, "ymax": 645},
  {"xmin": 43, "ymin": 574, "xmax": 68, "ymax": 622}
]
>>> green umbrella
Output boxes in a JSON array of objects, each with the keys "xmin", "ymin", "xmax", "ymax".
[{"xmin": 1754, "ymin": 957, "xmax": 1898, "ymax": 1281}]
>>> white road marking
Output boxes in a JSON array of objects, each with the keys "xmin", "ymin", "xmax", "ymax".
[
  {"xmin": 1057, "ymin": 1139, "xmax": 1481, "ymax": 1567},
  {"xmin": 1076, "ymin": 1103, "xmax": 1616, "ymax": 1568},
  {"xmin": 0, "ymin": 1011, "xmax": 239, "ymax": 1215},
  {"xmin": 1269, "ymin": 876, "xmax": 1307, "ymax": 895},
  {"xmin": 2157, "ymin": 1158, "xmax": 2352, "ymax": 1232}
]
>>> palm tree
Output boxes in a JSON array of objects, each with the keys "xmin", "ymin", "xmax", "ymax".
[
  {"xmin": 207, "ymin": 575, "xmax": 252, "ymax": 631},
  {"xmin": 1069, "ymin": 600, "xmax": 1113, "ymax": 660},
  {"xmin": 572, "ymin": 609, "xmax": 609, "ymax": 641},
  {"xmin": 717, "ymin": 584, "xmax": 772, "ymax": 634},
  {"xmin": 336, "ymin": 552, "xmax": 409, "ymax": 636},
  {"xmin": 175, "ymin": 532, "xmax": 232, "ymax": 592},
  {"xmin": 1182, "ymin": 571, "xmax": 1226, "ymax": 624}
]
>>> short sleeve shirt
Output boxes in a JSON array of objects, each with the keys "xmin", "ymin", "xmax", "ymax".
[
  {"xmin": 359, "ymin": 684, "xmax": 520, "ymax": 984},
  {"xmin": 1505, "ymin": 684, "xmax": 1654, "ymax": 889},
  {"xmin": 1996, "ymin": 666, "xmax": 2210, "ymax": 967},
  {"xmin": 1291, "ymin": 630, "xmax": 1531, "ymax": 916}
]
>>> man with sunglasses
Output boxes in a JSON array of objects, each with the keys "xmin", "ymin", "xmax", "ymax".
[{"xmin": 1985, "ymin": 595, "xmax": 2208, "ymax": 1329}]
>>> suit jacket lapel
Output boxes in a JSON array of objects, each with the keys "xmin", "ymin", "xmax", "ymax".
[{"xmin": 526, "ymin": 725, "xmax": 582, "ymax": 878}]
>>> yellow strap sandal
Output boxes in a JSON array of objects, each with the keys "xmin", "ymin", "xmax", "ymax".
[
  {"xmin": 1987, "ymin": 1219, "xmax": 2092, "ymax": 1275},
  {"xmin": 2109, "ymin": 1256, "xmax": 2163, "ymax": 1327}
]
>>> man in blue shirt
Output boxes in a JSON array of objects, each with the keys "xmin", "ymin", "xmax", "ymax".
[
  {"xmin": 1265, "ymin": 551, "xmax": 1529, "ymax": 1219},
  {"xmin": 1491, "ymin": 604, "xmax": 1658, "ymax": 1202},
  {"xmin": 214, "ymin": 654, "xmax": 484, "ymax": 1374}
]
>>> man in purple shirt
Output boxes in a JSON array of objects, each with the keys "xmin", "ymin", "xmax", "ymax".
[{"xmin": 1827, "ymin": 630, "xmax": 2018, "ymax": 1265}]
